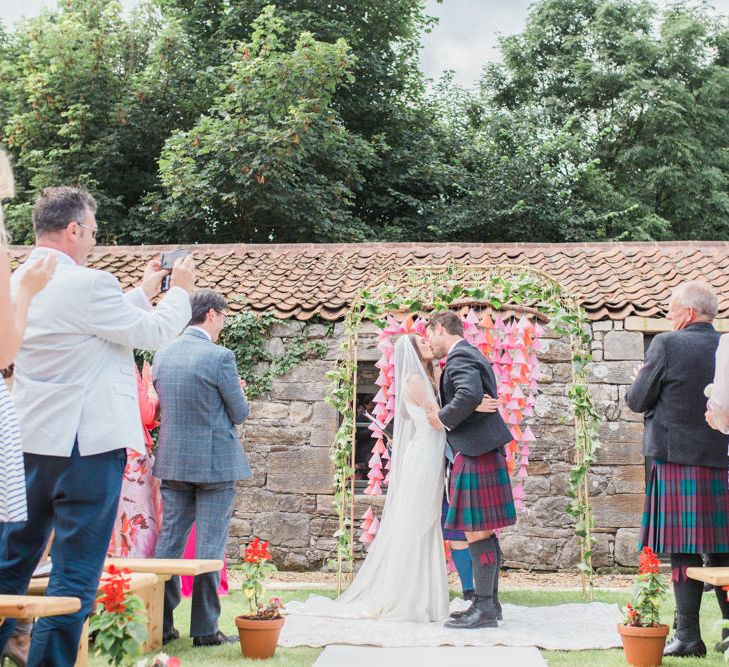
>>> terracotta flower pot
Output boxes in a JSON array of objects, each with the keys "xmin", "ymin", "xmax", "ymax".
[
  {"xmin": 235, "ymin": 615, "xmax": 285, "ymax": 659},
  {"xmin": 617, "ymin": 623, "xmax": 669, "ymax": 667}
]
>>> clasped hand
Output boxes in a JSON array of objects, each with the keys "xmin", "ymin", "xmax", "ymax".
[{"xmin": 426, "ymin": 393, "xmax": 500, "ymax": 431}]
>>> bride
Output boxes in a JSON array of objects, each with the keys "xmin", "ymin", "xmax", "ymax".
[{"xmin": 288, "ymin": 333, "xmax": 496, "ymax": 623}]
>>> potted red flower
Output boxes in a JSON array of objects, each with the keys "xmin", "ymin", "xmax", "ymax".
[
  {"xmin": 618, "ymin": 547, "xmax": 670, "ymax": 667},
  {"xmin": 234, "ymin": 537, "xmax": 285, "ymax": 659},
  {"xmin": 90, "ymin": 565, "xmax": 148, "ymax": 666}
]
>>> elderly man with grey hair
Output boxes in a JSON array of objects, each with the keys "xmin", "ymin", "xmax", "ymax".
[{"xmin": 627, "ymin": 280, "xmax": 729, "ymax": 658}]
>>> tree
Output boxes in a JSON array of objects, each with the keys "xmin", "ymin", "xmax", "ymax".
[
  {"xmin": 153, "ymin": 0, "xmax": 442, "ymax": 239},
  {"xmin": 475, "ymin": 0, "xmax": 729, "ymax": 240},
  {"xmin": 1, "ymin": 0, "xmax": 136, "ymax": 242},
  {"xmin": 154, "ymin": 6, "xmax": 375, "ymax": 243}
]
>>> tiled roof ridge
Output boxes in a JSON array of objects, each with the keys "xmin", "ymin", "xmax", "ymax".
[{"xmin": 7, "ymin": 241, "xmax": 729, "ymax": 322}]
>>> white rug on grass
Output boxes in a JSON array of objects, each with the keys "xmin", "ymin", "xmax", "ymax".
[
  {"xmin": 314, "ymin": 645, "xmax": 548, "ymax": 667},
  {"xmin": 282, "ymin": 599, "xmax": 622, "ymax": 651}
]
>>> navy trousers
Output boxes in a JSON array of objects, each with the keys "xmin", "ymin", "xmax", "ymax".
[
  {"xmin": 154, "ymin": 480, "xmax": 236, "ymax": 638},
  {"xmin": 0, "ymin": 443, "xmax": 126, "ymax": 667}
]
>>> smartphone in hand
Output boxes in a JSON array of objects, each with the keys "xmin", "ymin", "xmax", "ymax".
[{"xmin": 159, "ymin": 249, "xmax": 191, "ymax": 292}]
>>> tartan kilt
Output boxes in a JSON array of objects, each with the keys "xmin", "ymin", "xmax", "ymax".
[
  {"xmin": 444, "ymin": 449, "xmax": 516, "ymax": 532},
  {"xmin": 639, "ymin": 460, "xmax": 729, "ymax": 554}
]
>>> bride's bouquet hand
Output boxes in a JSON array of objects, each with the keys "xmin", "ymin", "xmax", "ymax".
[{"xmin": 476, "ymin": 393, "xmax": 499, "ymax": 413}]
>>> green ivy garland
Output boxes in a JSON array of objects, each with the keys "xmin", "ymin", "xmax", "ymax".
[
  {"xmin": 327, "ymin": 264, "xmax": 601, "ymax": 595},
  {"xmin": 137, "ymin": 312, "xmax": 329, "ymax": 399},
  {"xmin": 222, "ymin": 312, "xmax": 330, "ymax": 398}
]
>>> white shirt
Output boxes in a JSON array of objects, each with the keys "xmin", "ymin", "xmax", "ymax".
[{"xmin": 447, "ymin": 339, "xmax": 463, "ymax": 358}]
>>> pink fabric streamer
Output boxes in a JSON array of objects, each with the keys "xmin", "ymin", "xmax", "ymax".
[{"xmin": 180, "ymin": 524, "xmax": 229, "ymax": 597}]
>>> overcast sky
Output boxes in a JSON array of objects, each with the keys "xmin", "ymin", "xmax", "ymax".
[{"xmin": 2, "ymin": 0, "xmax": 728, "ymax": 86}]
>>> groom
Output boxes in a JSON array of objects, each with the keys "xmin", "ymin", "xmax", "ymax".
[{"xmin": 426, "ymin": 310, "xmax": 516, "ymax": 629}]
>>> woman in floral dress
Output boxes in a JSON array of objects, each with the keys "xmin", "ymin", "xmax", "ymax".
[{"xmin": 108, "ymin": 361, "xmax": 163, "ymax": 557}]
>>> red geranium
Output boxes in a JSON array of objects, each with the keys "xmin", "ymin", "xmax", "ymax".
[
  {"xmin": 241, "ymin": 537, "xmax": 278, "ymax": 617},
  {"xmin": 244, "ymin": 537, "xmax": 272, "ymax": 563},
  {"xmin": 638, "ymin": 546, "xmax": 661, "ymax": 574},
  {"xmin": 90, "ymin": 566, "xmax": 148, "ymax": 665},
  {"xmin": 97, "ymin": 565, "xmax": 131, "ymax": 614},
  {"xmin": 622, "ymin": 547, "xmax": 668, "ymax": 627}
]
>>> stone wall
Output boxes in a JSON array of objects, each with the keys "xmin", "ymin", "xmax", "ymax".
[{"xmin": 228, "ymin": 318, "xmax": 648, "ymax": 571}]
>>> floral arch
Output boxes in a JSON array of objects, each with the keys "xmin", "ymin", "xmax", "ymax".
[{"xmin": 326, "ymin": 264, "xmax": 601, "ymax": 595}]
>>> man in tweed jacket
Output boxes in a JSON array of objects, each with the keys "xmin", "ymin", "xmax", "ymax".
[{"xmin": 153, "ymin": 289, "xmax": 250, "ymax": 647}]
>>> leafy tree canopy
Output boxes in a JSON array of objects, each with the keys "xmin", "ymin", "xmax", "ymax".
[{"xmin": 0, "ymin": 0, "xmax": 727, "ymax": 244}]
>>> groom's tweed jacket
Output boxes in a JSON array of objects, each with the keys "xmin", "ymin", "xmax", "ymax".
[
  {"xmin": 439, "ymin": 340, "xmax": 513, "ymax": 457},
  {"xmin": 153, "ymin": 327, "xmax": 251, "ymax": 482}
]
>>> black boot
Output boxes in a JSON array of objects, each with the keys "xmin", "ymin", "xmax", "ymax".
[
  {"xmin": 664, "ymin": 635, "xmax": 707, "ymax": 657},
  {"xmin": 448, "ymin": 589, "xmax": 475, "ymax": 620},
  {"xmin": 445, "ymin": 536, "xmax": 499, "ymax": 629},
  {"xmin": 444, "ymin": 595, "xmax": 498, "ymax": 629},
  {"xmin": 665, "ymin": 553, "xmax": 705, "ymax": 656}
]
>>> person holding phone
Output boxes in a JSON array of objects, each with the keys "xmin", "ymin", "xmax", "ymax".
[{"xmin": 0, "ymin": 186, "xmax": 195, "ymax": 666}]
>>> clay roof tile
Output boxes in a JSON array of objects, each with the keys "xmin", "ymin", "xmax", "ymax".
[{"xmin": 10, "ymin": 241, "xmax": 729, "ymax": 321}]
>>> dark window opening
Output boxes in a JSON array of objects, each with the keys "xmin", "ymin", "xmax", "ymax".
[{"xmin": 353, "ymin": 360, "xmax": 390, "ymax": 494}]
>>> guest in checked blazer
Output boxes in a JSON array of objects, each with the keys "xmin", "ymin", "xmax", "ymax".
[
  {"xmin": 627, "ymin": 280, "xmax": 729, "ymax": 658},
  {"xmin": 0, "ymin": 186, "xmax": 194, "ymax": 667},
  {"xmin": 153, "ymin": 289, "xmax": 251, "ymax": 648}
]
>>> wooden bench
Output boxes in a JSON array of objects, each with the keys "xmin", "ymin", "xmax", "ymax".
[
  {"xmin": 102, "ymin": 558, "xmax": 223, "ymax": 651},
  {"xmin": 0, "ymin": 594, "xmax": 81, "ymax": 622},
  {"xmin": 29, "ymin": 572, "xmax": 160, "ymax": 667},
  {"xmin": 686, "ymin": 567, "xmax": 729, "ymax": 587}
]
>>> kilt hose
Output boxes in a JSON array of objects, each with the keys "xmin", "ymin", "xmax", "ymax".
[
  {"xmin": 639, "ymin": 459, "xmax": 729, "ymax": 554},
  {"xmin": 445, "ymin": 449, "xmax": 516, "ymax": 533}
]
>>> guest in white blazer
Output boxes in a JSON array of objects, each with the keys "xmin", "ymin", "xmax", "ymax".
[{"xmin": 0, "ymin": 186, "xmax": 195, "ymax": 667}]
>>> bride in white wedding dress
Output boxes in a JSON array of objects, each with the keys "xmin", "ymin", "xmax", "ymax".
[{"xmin": 288, "ymin": 334, "xmax": 450, "ymax": 622}]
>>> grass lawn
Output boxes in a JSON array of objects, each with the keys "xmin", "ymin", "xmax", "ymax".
[{"xmin": 88, "ymin": 587, "xmax": 729, "ymax": 666}]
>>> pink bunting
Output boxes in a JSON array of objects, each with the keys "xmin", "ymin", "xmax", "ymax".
[
  {"xmin": 367, "ymin": 467, "xmax": 384, "ymax": 481},
  {"xmin": 363, "ymin": 308, "xmax": 541, "ymax": 523},
  {"xmin": 359, "ymin": 530, "xmax": 373, "ymax": 544}
]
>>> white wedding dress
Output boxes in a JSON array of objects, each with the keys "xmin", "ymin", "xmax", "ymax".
[{"xmin": 287, "ymin": 336, "xmax": 449, "ymax": 622}]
